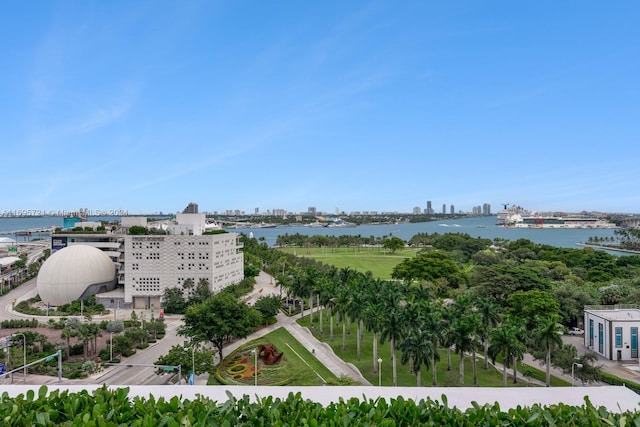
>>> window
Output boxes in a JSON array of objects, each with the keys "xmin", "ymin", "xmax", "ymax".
[
  {"xmin": 615, "ymin": 327, "xmax": 623, "ymax": 348},
  {"xmin": 598, "ymin": 323, "xmax": 604, "ymax": 354}
]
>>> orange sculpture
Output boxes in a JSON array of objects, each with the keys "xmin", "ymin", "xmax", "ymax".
[{"xmin": 257, "ymin": 344, "xmax": 284, "ymax": 365}]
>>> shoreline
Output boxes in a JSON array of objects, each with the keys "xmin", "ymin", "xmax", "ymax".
[{"xmin": 577, "ymin": 243, "xmax": 640, "ymax": 254}]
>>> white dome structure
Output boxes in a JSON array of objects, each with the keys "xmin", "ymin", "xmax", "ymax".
[
  {"xmin": 37, "ymin": 245, "xmax": 116, "ymax": 306},
  {"xmin": 0, "ymin": 237, "xmax": 16, "ymax": 248}
]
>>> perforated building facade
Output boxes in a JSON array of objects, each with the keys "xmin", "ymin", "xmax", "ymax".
[{"xmin": 123, "ymin": 233, "xmax": 244, "ymax": 309}]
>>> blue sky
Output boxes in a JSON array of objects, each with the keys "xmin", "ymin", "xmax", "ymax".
[{"xmin": 2, "ymin": 1, "xmax": 639, "ymax": 215}]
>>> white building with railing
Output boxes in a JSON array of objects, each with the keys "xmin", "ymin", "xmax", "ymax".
[{"xmin": 584, "ymin": 305, "xmax": 640, "ymax": 361}]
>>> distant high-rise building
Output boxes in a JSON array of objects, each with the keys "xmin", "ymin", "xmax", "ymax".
[
  {"xmin": 426, "ymin": 201, "xmax": 433, "ymax": 215},
  {"xmin": 255, "ymin": 207, "xmax": 259, "ymax": 214},
  {"xmin": 183, "ymin": 202, "xmax": 198, "ymax": 214},
  {"xmin": 413, "ymin": 207, "xmax": 421, "ymax": 215},
  {"xmin": 450, "ymin": 205, "xmax": 455, "ymax": 215},
  {"xmin": 442, "ymin": 204, "xmax": 446, "ymax": 215},
  {"xmin": 308, "ymin": 207, "xmax": 317, "ymax": 216},
  {"xmin": 483, "ymin": 203, "xmax": 491, "ymax": 215}
]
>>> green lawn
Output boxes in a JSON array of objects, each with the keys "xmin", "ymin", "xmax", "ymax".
[
  {"xmin": 220, "ymin": 327, "xmax": 338, "ymax": 386},
  {"xmin": 279, "ymin": 247, "xmax": 419, "ymax": 278},
  {"xmin": 298, "ymin": 310, "xmax": 553, "ymax": 388}
]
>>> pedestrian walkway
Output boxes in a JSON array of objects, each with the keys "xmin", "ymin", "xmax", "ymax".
[
  {"xmin": 208, "ymin": 271, "xmax": 640, "ymax": 388},
  {"xmin": 283, "ymin": 319, "xmax": 371, "ymax": 385},
  {"xmin": 198, "ymin": 271, "xmax": 371, "ymax": 385}
]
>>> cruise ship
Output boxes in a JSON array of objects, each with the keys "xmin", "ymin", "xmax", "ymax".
[{"xmin": 496, "ymin": 206, "xmax": 617, "ymax": 229}]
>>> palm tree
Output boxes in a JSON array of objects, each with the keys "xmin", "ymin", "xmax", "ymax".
[
  {"xmin": 77, "ymin": 323, "xmax": 93, "ymax": 357},
  {"xmin": 398, "ymin": 327, "xmax": 438, "ymax": 387},
  {"xmin": 475, "ymin": 297, "xmax": 501, "ymax": 369},
  {"xmin": 448, "ymin": 296, "xmax": 478, "ymax": 385},
  {"xmin": 346, "ymin": 281, "xmax": 367, "ymax": 362},
  {"xmin": 362, "ymin": 300, "xmax": 385, "ymax": 373},
  {"xmin": 488, "ymin": 316, "xmax": 527, "ymax": 387},
  {"xmin": 182, "ymin": 278, "xmax": 194, "ymax": 300},
  {"xmin": 303, "ymin": 267, "xmax": 320, "ymax": 326},
  {"xmin": 61, "ymin": 327, "xmax": 77, "ymax": 357},
  {"xmin": 33, "ymin": 332, "xmax": 48, "ymax": 353},
  {"xmin": 450, "ymin": 314, "xmax": 478, "ymax": 385},
  {"xmin": 379, "ymin": 282, "xmax": 406, "ymax": 386},
  {"xmin": 439, "ymin": 304, "xmax": 454, "ymax": 371},
  {"xmin": 488, "ymin": 324, "xmax": 511, "ymax": 386},
  {"xmin": 510, "ymin": 321, "xmax": 527, "ymax": 384},
  {"xmin": 399, "ymin": 292, "xmax": 440, "ymax": 387},
  {"xmin": 424, "ymin": 302, "xmax": 445, "ymax": 386},
  {"xmin": 316, "ymin": 276, "xmax": 334, "ymax": 335},
  {"xmin": 535, "ymin": 315, "xmax": 564, "ymax": 387},
  {"xmin": 332, "ymin": 286, "xmax": 351, "ymax": 351}
]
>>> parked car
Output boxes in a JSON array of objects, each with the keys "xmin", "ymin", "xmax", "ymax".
[{"xmin": 568, "ymin": 327, "xmax": 584, "ymax": 335}]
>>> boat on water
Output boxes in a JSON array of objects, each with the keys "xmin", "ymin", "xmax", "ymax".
[
  {"xmin": 326, "ymin": 218, "xmax": 357, "ymax": 228},
  {"xmin": 497, "ymin": 205, "xmax": 617, "ymax": 229},
  {"xmin": 246, "ymin": 222, "xmax": 278, "ymax": 229},
  {"xmin": 306, "ymin": 216, "xmax": 357, "ymax": 228},
  {"xmin": 306, "ymin": 221, "xmax": 327, "ymax": 228}
]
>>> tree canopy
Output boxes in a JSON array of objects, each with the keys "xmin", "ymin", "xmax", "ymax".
[
  {"xmin": 179, "ymin": 292, "xmax": 262, "ymax": 362},
  {"xmin": 391, "ymin": 251, "xmax": 467, "ymax": 288}
]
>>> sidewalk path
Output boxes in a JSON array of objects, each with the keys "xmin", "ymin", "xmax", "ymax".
[{"xmin": 204, "ymin": 271, "xmax": 370, "ymax": 385}]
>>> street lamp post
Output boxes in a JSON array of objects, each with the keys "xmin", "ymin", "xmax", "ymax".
[
  {"xmin": 571, "ymin": 362, "xmax": 583, "ymax": 386},
  {"xmin": 251, "ymin": 349, "xmax": 258, "ymax": 386},
  {"xmin": 109, "ymin": 332, "xmax": 113, "ymax": 361},
  {"xmin": 191, "ymin": 344, "xmax": 195, "ymax": 380},
  {"xmin": 183, "ymin": 344, "xmax": 196, "ymax": 385},
  {"xmin": 12, "ymin": 333, "xmax": 26, "ymax": 384},
  {"xmin": 377, "ymin": 358, "xmax": 382, "ymax": 387}
]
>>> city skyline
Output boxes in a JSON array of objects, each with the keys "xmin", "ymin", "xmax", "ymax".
[{"xmin": 3, "ymin": 2, "xmax": 639, "ymax": 214}]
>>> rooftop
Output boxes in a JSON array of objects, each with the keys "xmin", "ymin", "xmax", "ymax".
[{"xmin": 585, "ymin": 305, "xmax": 640, "ymax": 321}]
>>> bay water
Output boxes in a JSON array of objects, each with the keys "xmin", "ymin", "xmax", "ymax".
[{"xmin": 0, "ymin": 215, "xmax": 619, "ymax": 250}]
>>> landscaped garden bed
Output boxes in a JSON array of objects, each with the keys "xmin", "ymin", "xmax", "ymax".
[{"xmin": 214, "ymin": 327, "xmax": 338, "ymax": 386}]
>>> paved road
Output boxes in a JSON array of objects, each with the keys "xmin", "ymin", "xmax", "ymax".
[
  {"xmin": 0, "ymin": 278, "xmax": 38, "ymax": 320},
  {"xmin": 90, "ymin": 317, "xmax": 184, "ymax": 386}
]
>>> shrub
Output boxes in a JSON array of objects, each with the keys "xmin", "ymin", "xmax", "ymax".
[
  {"xmin": 0, "ymin": 318, "xmax": 39, "ymax": 328},
  {"xmin": 600, "ymin": 371, "xmax": 640, "ymax": 395},
  {"xmin": 121, "ymin": 348, "xmax": 136, "ymax": 357},
  {"xmin": 226, "ymin": 364, "xmax": 249, "ymax": 375},
  {"xmin": 70, "ymin": 344, "xmax": 84, "ymax": 356}
]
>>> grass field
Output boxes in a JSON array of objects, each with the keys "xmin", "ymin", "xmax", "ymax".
[
  {"xmin": 297, "ymin": 310, "xmax": 564, "ymax": 387},
  {"xmin": 278, "ymin": 247, "xmax": 419, "ymax": 278},
  {"xmin": 222, "ymin": 327, "xmax": 338, "ymax": 386}
]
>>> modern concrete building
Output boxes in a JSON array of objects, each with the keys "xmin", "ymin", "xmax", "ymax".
[
  {"xmin": 124, "ymin": 231, "xmax": 243, "ymax": 309},
  {"xmin": 584, "ymin": 305, "xmax": 640, "ymax": 361},
  {"xmin": 46, "ymin": 213, "xmax": 244, "ymax": 310}
]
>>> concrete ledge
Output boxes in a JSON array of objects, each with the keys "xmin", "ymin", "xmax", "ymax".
[{"xmin": 0, "ymin": 385, "xmax": 638, "ymax": 412}]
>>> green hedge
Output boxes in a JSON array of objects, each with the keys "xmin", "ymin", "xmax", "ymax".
[
  {"xmin": 0, "ymin": 318, "xmax": 39, "ymax": 328},
  {"xmin": 2, "ymin": 386, "xmax": 640, "ymax": 426},
  {"xmin": 600, "ymin": 371, "xmax": 640, "ymax": 395}
]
